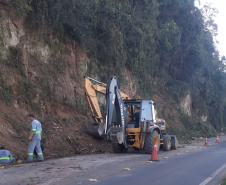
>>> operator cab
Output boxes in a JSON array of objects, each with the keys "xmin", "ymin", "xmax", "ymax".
[
  {"xmin": 124, "ymin": 99, "xmax": 156, "ymax": 128},
  {"xmin": 126, "ymin": 104, "xmax": 140, "ymax": 128}
]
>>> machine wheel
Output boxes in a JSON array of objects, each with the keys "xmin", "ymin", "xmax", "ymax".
[
  {"xmin": 112, "ymin": 143, "xmax": 128, "ymax": 153},
  {"xmin": 170, "ymin": 135, "xmax": 178, "ymax": 150},
  {"xmin": 144, "ymin": 130, "xmax": 160, "ymax": 154},
  {"xmin": 162, "ymin": 135, "xmax": 171, "ymax": 151}
]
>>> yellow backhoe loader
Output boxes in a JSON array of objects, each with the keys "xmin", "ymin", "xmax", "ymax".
[{"xmin": 84, "ymin": 76, "xmax": 178, "ymax": 153}]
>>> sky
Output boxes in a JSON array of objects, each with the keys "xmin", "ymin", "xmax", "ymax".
[{"xmin": 195, "ymin": 0, "xmax": 226, "ymax": 57}]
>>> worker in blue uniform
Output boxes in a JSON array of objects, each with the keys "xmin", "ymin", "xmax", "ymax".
[
  {"xmin": 26, "ymin": 114, "xmax": 44, "ymax": 163},
  {"xmin": 0, "ymin": 146, "xmax": 15, "ymax": 164}
]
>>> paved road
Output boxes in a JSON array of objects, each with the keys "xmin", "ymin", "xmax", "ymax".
[
  {"xmin": 95, "ymin": 141, "xmax": 226, "ymax": 185},
  {"xmin": 0, "ymin": 136, "xmax": 226, "ymax": 185}
]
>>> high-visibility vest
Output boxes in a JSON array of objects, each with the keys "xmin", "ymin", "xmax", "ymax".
[
  {"xmin": 0, "ymin": 150, "xmax": 12, "ymax": 163},
  {"xmin": 30, "ymin": 119, "xmax": 42, "ymax": 140}
]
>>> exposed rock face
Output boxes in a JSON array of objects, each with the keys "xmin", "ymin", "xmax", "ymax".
[
  {"xmin": 180, "ymin": 93, "xmax": 191, "ymax": 116},
  {"xmin": 200, "ymin": 115, "xmax": 208, "ymax": 122}
]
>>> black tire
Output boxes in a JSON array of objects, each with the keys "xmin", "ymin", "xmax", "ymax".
[
  {"xmin": 144, "ymin": 130, "xmax": 160, "ymax": 154},
  {"xmin": 112, "ymin": 143, "xmax": 128, "ymax": 153},
  {"xmin": 162, "ymin": 135, "xmax": 171, "ymax": 151},
  {"xmin": 170, "ymin": 135, "xmax": 178, "ymax": 150}
]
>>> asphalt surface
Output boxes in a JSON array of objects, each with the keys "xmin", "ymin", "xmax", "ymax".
[
  {"xmin": 1, "ymin": 136, "xmax": 226, "ymax": 185},
  {"xmin": 95, "ymin": 141, "xmax": 226, "ymax": 185}
]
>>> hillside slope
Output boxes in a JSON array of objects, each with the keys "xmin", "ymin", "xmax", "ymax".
[
  {"xmin": 0, "ymin": 0, "xmax": 226, "ymax": 159},
  {"xmin": 0, "ymin": 1, "xmax": 114, "ymax": 158}
]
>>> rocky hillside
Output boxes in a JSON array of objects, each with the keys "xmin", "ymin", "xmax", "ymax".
[
  {"xmin": 0, "ymin": 0, "xmax": 226, "ymax": 159},
  {"xmin": 0, "ymin": 1, "xmax": 114, "ymax": 159}
]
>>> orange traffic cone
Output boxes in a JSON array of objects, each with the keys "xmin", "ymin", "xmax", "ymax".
[
  {"xmin": 149, "ymin": 144, "xmax": 159, "ymax": 161},
  {"xmin": 204, "ymin": 137, "xmax": 208, "ymax": 146},
  {"xmin": 216, "ymin": 135, "xmax": 220, "ymax": 143}
]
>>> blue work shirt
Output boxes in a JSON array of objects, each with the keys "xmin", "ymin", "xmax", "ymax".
[
  {"xmin": 30, "ymin": 119, "xmax": 42, "ymax": 140},
  {"xmin": 0, "ymin": 150, "xmax": 12, "ymax": 164}
]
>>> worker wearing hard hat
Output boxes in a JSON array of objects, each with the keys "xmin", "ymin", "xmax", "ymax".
[
  {"xmin": 26, "ymin": 114, "xmax": 44, "ymax": 163},
  {"xmin": 0, "ymin": 146, "xmax": 15, "ymax": 164}
]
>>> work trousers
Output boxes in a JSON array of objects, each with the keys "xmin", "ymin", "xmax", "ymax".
[{"xmin": 28, "ymin": 140, "xmax": 44, "ymax": 161}]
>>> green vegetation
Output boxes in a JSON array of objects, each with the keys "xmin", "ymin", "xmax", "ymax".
[
  {"xmin": 221, "ymin": 178, "xmax": 226, "ymax": 185},
  {"xmin": 170, "ymin": 112, "xmax": 216, "ymax": 138},
  {"xmin": 0, "ymin": 73, "xmax": 12, "ymax": 104},
  {"xmin": 3, "ymin": 0, "xmax": 226, "ymax": 137}
]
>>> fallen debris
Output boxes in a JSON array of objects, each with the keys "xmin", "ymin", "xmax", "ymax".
[
  {"xmin": 123, "ymin": 168, "xmax": 131, "ymax": 171},
  {"xmin": 89, "ymin": 179, "xmax": 97, "ymax": 182},
  {"xmin": 146, "ymin": 161, "xmax": 152, "ymax": 163},
  {"xmin": 17, "ymin": 160, "xmax": 23, "ymax": 164}
]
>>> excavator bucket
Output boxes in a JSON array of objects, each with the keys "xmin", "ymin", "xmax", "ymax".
[
  {"xmin": 86, "ymin": 125, "xmax": 104, "ymax": 140},
  {"xmin": 86, "ymin": 122, "xmax": 106, "ymax": 139}
]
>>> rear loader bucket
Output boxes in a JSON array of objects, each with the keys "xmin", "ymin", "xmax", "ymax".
[{"xmin": 107, "ymin": 127, "xmax": 125, "ymax": 144}]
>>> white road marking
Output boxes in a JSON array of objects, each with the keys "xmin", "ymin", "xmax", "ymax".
[{"xmin": 199, "ymin": 163, "xmax": 226, "ymax": 185}]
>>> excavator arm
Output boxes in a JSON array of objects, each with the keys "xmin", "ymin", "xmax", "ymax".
[
  {"xmin": 83, "ymin": 77, "xmax": 106, "ymax": 124},
  {"xmin": 83, "ymin": 76, "xmax": 129, "ymax": 138},
  {"xmin": 105, "ymin": 76, "xmax": 127, "ymax": 145}
]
